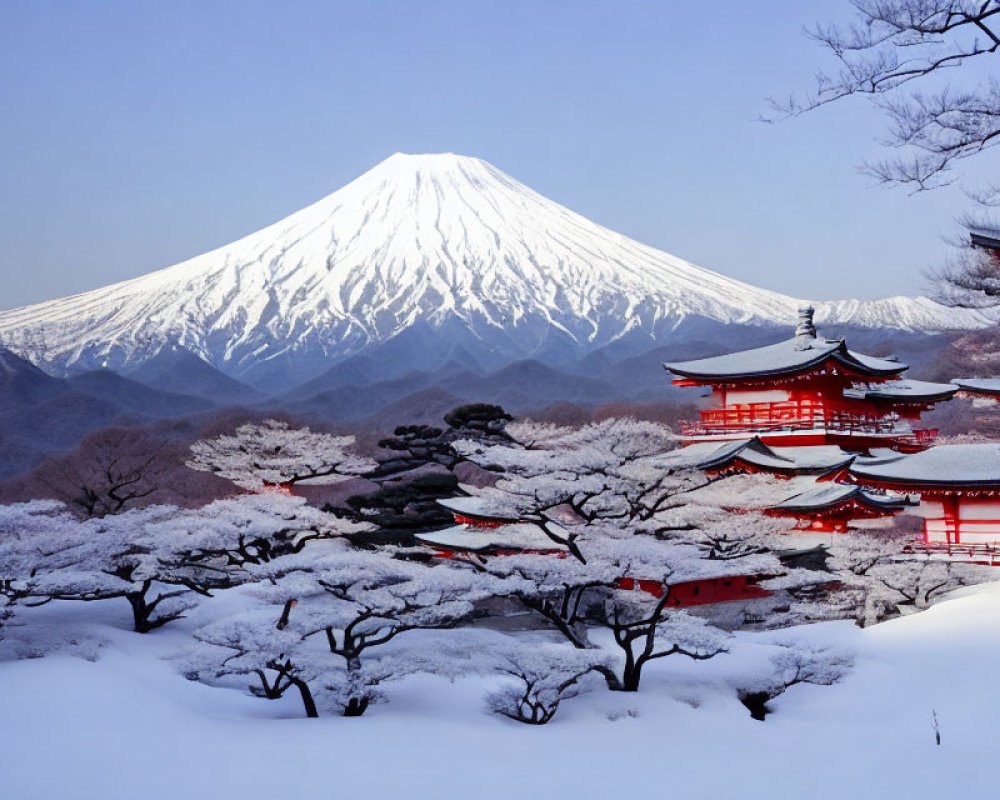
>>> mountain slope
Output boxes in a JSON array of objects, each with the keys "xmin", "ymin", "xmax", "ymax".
[
  {"xmin": 0, "ymin": 347, "xmax": 222, "ymax": 480},
  {"xmin": 125, "ymin": 345, "xmax": 263, "ymax": 405},
  {"xmin": 0, "ymin": 153, "xmax": 990, "ymax": 386}
]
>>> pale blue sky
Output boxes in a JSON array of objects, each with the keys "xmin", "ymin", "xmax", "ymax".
[{"xmin": 1, "ymin": 0, "xmax": 995, "ymax": 309}]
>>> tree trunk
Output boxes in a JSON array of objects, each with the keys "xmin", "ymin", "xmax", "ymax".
[
  {"xmin": 611, "ymin": 643, "xmax": 644, "ymax": 692},
  {"xmin": 342, "ymin": 696, "xmax": 370, "ymax": 717},
  {"xmin": 738, "ymin": 691, "xmax": 771, "ymax": 721},
  {"xmin": 619, "ymin": 663, "xmax": 642, "ymax": 693},
  {"xmin": 126, "ymin": 586, "xmax": 154, "ymax": 633},
  {"xmin": 290, "ymin": 677, "xmax": 319, "ymax": 718}
]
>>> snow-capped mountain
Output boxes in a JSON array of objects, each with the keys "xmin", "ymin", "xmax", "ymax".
[{"xmin": 0, "ymin": 153, "xmax": 990, "ymax": 385}]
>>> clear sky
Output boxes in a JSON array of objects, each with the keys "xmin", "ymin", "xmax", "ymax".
[{"xmin": 1, "ymin": 0, "xmax": 995, "ymax": 310}]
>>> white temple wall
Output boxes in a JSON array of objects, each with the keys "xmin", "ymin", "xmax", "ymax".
[
  {"xmin": 958, "ymin": 500, "xmax": 1000, "ymax": 520},
  {"xmin": 722, "ymin": 389, "xmax": 791, "ymax": 406}
]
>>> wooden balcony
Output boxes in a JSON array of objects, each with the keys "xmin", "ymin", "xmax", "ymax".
[
  {"xmin": 903, "ymin": 541, "xmax": 1000, "ymax": 567},
  {"xmin": 679, "ymin": 400, "xmax": 937, "ymax": 447}
]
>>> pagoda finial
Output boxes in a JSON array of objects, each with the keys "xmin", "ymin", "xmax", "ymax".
[{"xmin": 795, "ymin": 305, "xmax": 816, "ymax": 340}]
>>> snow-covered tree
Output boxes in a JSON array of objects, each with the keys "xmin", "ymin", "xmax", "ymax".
[
  {"xmin": 871, "ymin": 558, "xmax": 989, "ymax": 611},
  {"xmin": 452, "ymin": 418, "xmax": 796, "ymax": 690},
  {"xmin": 735, "ymin": 644, "xmax": 853, "ymax": 720},
  {"xmin": 187, "ymin": 419, "xmax": 376, "ymax": 491},
  {"xmin": 486, "ymin": 642, "xmax": 612, "ymax": 724},
  {"xmin": 188, "ymin": 541, "xmax": 515, "ymax": 716},
  {"xmin": 0, "ymin": 494, "xmax": 364, "ymax": 633},
  {"xmin": 829, "ymin": 534, "xmax": 991, "ymax": 626},
  {"xmin": 0, "ymin": 502, "xmax": 68, "ymax": 640}
]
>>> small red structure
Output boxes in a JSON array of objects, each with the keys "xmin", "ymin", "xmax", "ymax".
[
  {"xmin": 436, "ymin": 496, "xmax": 523, "ymax": 528},
  {"xmin": 665, "ymin": 307, "xmax": 956, "ymax": 452},
  {"xmin": 415, "ymin": 522, "xmax": 570, "ymax": 558},
  {"xmin": 851, "ymin": 444, "xmax": 1000, "ymax": 550},
  {"xmin": 424, "ymin": 495, "xmax": 778, "ymax": 607},
  {"xmin": 685, "ymin": 436, "xmax": 853, "ymax": 479},
  {"xmin": 951, "ymin": 378, "xmax": 1000, "ymax": 406},
  {"xmin": 764, "ymin": 484, "xmax": 909, "ymax": 533},
  {"xmin": 616, "ymin": 575, "xmax": 772, "ymax": 607}
]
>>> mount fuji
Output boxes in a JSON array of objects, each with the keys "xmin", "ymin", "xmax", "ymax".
[{"xmin": 0, "ymin": 153, "xmax": 990, "ymax": 389}]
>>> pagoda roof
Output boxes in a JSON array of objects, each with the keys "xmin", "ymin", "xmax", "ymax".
[
  {"xmin": 435, "ymin": 496, "xmax": 520, "ymax": 520},
  {"xmin": 770, "ymin": 484, "xmax": 910, "ymax": 513},
  {"xmin": 665, "ymin": 335, "xmax": 905, "ymax": 382},
  {"xmin": 952, "ymin": 377, "xmax": 1000, "ymax": 396},
  {"xmin": 970, "ymin": 227, "xmax": 1000, "ymax": 250},
  {"xmin": 843, "ymin": 379, "xmax": 958, "ymax": 403},
  {"xmin": 682, "ymin": 437, "xmax": 855, "ymax": 475},
  {"xmin": 851, "ymin": 444, "xmax": 1000, "ymax": 488},
  {"xmin": 415, "ymin": 523, "xmax": 569, "ymax": 553}
]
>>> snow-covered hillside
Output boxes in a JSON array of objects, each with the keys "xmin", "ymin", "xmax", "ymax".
[
  {"xmin": 0, "ymin": 153, "xmax": 990, "ymax": 383},
  {"xmin": 0, "ymin": 581, "xmax": 995, "ymax": 799}
]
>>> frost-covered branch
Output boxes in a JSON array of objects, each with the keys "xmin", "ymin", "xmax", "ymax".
[{"xmin": 187, "ymin": 419, "xmax": 376, "ymax": 491}]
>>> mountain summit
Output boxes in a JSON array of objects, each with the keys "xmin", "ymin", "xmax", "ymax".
[{"xmin": 0, "ymin": 153, "xmax": 990, "ymax": 385}]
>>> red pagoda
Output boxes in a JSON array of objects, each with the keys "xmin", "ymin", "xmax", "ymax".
[
  {"xmin": 665, "ymin": 307, "xmax": 956, "ymax": 452},
  {"xmin": 850, "ymin": 444, "xmax": 1000, "ymax": 564}
]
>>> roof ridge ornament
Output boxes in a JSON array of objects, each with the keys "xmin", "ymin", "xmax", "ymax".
[{"xmin": 793, "ymin": 305, "xmax": 817, "ymax": 349}]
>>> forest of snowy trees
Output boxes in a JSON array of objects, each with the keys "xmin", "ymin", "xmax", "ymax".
[{"xmin": 0, "ymin": 410, "xmax": 991, "ymax": 722}]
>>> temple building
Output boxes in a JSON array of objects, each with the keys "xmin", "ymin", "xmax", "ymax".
[
  {"xmin": 951, "ymin": 378, "xmax": 1000, "ymax": 405},
  {"xmin": 422, "ymin": 493, "xmax": 780, "ymax": 606},
  {"xmin": 435, "ymin": 495, "xmax": 522, "ymax": 528},
  {"xmin": 665, "ymin": 307, "xmax": 956, "ymax": 452},
  {"xmin": 414, "ymin": 495, "xmax": 569, "ymax": 557},
  {"xmin": 415, "ymin": 522, "xmax": 570, "ymax": 558},
  {"xmin": 764, "ymin": 484, "xmax": 910, "ymax": 533},
  {"xmin": 679, "ymin": 436, "xmax": 854, "ymax": 478},
  {"xmin": 850, "ymin": 444, "xmax": 1000, "ymax": 563},
  {"xmin": 970, "ymin": 226, "xmax": 1000, "ymax": 263}
]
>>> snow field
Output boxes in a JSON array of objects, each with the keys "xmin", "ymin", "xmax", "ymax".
[{"xmin": 0, "ymin": 580, "xmax": 996, "ymax": 800}]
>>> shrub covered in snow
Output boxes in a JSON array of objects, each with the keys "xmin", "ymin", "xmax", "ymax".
[{"xmin": 486, "ymin": 643, "xmax": 612, "ymax": 724}]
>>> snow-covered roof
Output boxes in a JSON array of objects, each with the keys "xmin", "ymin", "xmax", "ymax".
[
  {"xmin": 665, "ymin": 335, "xmax": 905, "ymax": 382},
  {"xmin": 851, "ymin": 444, "xmax": 1000, "ymax": 487},
  {"xmin": 952, "ymin": 378, "xmax": 1000, "ymax": 396},
  {"xmin": 415, "ymin": 523, "xmax": 569, "ymax": 553},
  {"xmin": 770, "ymin": 484, "xmax": 909, "ymax": 512},
  {"xmin": 435, "ymin": 496, "xmax": 519, "ymax": 520},
  {"xmin": 684, "ymin": 437, "xmax": 854, "ymax": 474},
  {"xmin": 970, "ymin": 227, "xmax": 1000, "ymax": 249},
  {"xmin": 843, "ymin": 379, "xmax": 958, "ymax": 403}
]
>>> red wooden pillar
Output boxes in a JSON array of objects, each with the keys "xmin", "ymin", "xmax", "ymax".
[{"xmin": 942, "ymin": 495, "xmax": 961, "ymax": 545}]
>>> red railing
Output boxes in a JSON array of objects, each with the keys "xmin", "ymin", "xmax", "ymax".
[
  {"xmin": 679, "ymin": 401, "xmax": 937, "ymax": 446},
  {"xmin": 903, "ymin": 541, "xmax": 1000, "ymax": 567}
]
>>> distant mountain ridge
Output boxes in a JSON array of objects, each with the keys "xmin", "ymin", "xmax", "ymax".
[
  {"xmin": 0, "ymin": 347, "xmax": 220, "ymax": 480},
  {"xmin": 0, "ymin": 152, "xmax": 991, "ymax": 388}
]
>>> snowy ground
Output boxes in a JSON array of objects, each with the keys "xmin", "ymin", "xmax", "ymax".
[{"xmin": 1, "ymin": 583, "xmax": 997, "ymax": 800}]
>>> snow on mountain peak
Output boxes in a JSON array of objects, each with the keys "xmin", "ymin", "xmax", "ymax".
[{"xmin": 0, "ymin": 153, "xmax": 991, "ymax": 382}]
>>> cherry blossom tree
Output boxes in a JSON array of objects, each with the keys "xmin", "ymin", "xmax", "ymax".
[{"xmin": 187, "ymin": 419, "xmax": 376, "ymax": 491}]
